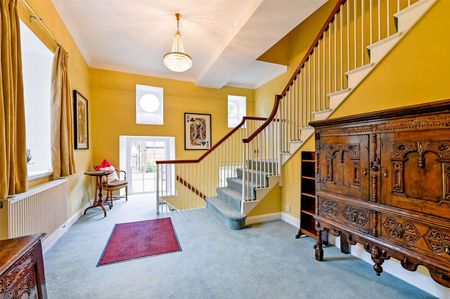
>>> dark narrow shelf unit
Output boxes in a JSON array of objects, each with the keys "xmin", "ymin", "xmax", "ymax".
[{"xmin": 296, "ymin": 151, "xmax": 328, "ymax": 243}]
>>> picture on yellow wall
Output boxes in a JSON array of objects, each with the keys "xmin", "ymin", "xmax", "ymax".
[
  {"xmin": 184, "ymin": 113, "xmax": 211, "ymax": 150},
  {"xmin": 73, "ymin": 90, "xmax": 89, "ymax": 149}
]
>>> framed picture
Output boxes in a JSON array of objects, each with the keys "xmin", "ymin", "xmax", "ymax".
[
  {"xmin": 73, "ymin": 90, "xmax": 89, "ymax": 149},
  {"xmin": 184, "ymin": 113, "xmax": 212, "ymax": 150}
]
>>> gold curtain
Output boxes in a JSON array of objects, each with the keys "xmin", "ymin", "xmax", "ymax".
[
  {"xmin": 0, "ymin": 0, "xmax": 28, "ymax": 199},
  {"xmin": 51, "ymin": 46, "xmax": 75, "ymax": 178}
]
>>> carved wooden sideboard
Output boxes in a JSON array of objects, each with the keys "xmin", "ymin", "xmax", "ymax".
[
  {"xmin": 310, "ymin": 100, "xmax": 450, "ymax": 288},
  {"xmin": 0, "ymin": 234, "xmax": 47, "ymax": 299}
]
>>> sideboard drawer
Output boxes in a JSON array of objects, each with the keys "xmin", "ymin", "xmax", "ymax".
[
  {"xmin": 380, "ymin": 213, "xmax": 450, "ymax": 263},
  {"xmin": 318, "ymin": 196, "xmax": 373, "ymax": 234}
]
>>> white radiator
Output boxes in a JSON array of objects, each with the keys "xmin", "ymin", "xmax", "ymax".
[{"xmin": 7, "ymin": 179, "xmax": 68, "ymax": 239}]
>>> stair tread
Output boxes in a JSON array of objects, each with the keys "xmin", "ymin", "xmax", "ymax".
[
  {"xmin": 227, "ymin": 177, "xmax": 258, "ymax": 187},
  {"xmin": 206, "ymin": 196, "xmax": 246, "ymax": 220},
  {"xmin": 217, "ymin": 186, "xmax": 242, "ymax": 199}
]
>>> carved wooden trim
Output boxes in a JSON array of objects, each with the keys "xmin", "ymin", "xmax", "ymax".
[
  {"xmin": 319, "ymin": 199, "xmax": 340, "ymax": 218},
  {"xmin": 0, "ymin": 252, "xmax": 36, "ymax": 296},
  {"xmin": 382, "ymin": 217, "xmax": 420, "ymax": 245},
  {"xmin": 424, "ymin": 228, "xmax": 450, "ymax": 255},
  {"xmin": 392, "ymin": 161, "xmax": 404, "ymax": 193},
  {"xmin": 318, "ymin": 116, "xmax": 450, "ymax": 136},
  {"xmin": 343, "ymin": 205, "xmax": 369, "ymax": 227}
]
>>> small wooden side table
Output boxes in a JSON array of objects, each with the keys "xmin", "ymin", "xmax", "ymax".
[{"xmin": 84, "ymin": 171, "xmax": 112, "ymax": 217}]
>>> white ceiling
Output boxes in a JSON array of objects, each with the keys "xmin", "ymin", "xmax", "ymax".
[{"xmin": 52, "ymin": 0, "xmax": 326, "ymax": 89}]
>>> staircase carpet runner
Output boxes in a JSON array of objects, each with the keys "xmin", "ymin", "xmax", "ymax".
[
  {"xmin": 206, "ymin": 160, "xmax": 277, "ymax": 230},
  {"xmin": 97, "ymin": 218, "xmax": 181, "ymax": 266}
]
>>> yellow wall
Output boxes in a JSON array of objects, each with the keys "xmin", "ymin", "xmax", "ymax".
[
  {"xmin": 255, "ymin": 0, "xmax": 450, "ymax": 222},
  {"xmin": 0, "ymin": 0, "xmax": 94, "ymax": 239},
  {"xmin": 90, "ymin": 68, "xmax": 255, "ymax": 167},
  {"xmin": 256, "ymin": 1, "xmax": 338, "ymax": 117}
]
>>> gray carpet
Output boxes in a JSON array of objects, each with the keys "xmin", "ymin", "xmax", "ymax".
[{"xmin": 44, "ymin": 194, "xmax": 435, "ymax": 299}]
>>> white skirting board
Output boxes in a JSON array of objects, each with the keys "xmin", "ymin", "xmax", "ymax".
[
  {"xmin": 249, "ymin": 213, "xmax": 447, "ymax": 298},
  {"xmin": 246, "ymin": 212, "xmax": 300, "ymax": 227},
  {"xmin": 42, "ymin": 200, "xmax": 91, "ymax": 253}
]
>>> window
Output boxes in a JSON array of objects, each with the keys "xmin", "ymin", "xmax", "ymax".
[
  {"xmin": 20, "ymin": 21, "xmax": 54, "ymax": 179},
  {"xmin": 228, "ymin": 95, "xmax": 246, "ymax": 128},
  {"xmin": 136, "ymin": 84, "xmax": 164, "ymax": 125}
]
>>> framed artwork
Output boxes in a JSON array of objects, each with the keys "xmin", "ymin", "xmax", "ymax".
[
  {"xmin": 73, "ymin": 90, "xmax": 89, "ymax": 149},
  {"xmin": 184, "ymin": 113, "xmax": 212, "ymax": 150}
]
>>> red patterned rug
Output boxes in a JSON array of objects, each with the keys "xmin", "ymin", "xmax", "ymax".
[{"xmin": 98, "ymin": 218, "xmax": 181, "ymax": 266}]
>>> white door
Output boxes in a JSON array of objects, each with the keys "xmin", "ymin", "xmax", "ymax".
[{"xmin": 120, "ymin": 136, "xmax": 175, "ymax": 194}]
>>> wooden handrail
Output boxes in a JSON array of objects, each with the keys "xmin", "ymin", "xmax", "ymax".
[
  {"xmin": 243, "ymin": 95, "xmax": 282, "ymax": 143},
  {"xmin": 156, "ymin": 116, "xmax": 267, "ymax": 165},
  {"xmin": 176, "ymin": 175, "xmax": 206, "ymax": 200},
  {"xmin": 243, "ymin": 0, "xmax": 345, "ymax": 144}
]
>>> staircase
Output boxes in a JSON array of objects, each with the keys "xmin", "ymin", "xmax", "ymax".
[
  {"xmin": 156, "ymin": 0, "xmax": 436, "ymax": 230},
  {"xmin": 276, "ymin": 0, "xmax": 437, "ymax": 165}
]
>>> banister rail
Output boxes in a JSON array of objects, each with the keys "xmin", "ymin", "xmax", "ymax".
[
  {"xmin": 280, "ymin": 0, "xmax": 346, "ymax": 98},
  {"xmin": 156, "ymin": 116, "xmax": 267, "ymax": 164},
  {"xmin": 156, "ymin": 116, "xmax": 267, "ymax": 214},
  {"xmin": 243, "ymin": 0, "xmax": 345, "ymax": 144}
]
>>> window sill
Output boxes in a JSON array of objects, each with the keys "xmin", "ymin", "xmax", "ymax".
[{"xmin": 28, "ymin": 170, "xmax": 53, "ymax": 182}]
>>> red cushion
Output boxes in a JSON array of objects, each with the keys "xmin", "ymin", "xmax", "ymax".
[{"xmin": 96, "ymin": 159, "xmax": 113, "ymax": 171}]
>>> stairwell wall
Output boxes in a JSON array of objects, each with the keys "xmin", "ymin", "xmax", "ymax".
[{"xmin": 254, "ymin": 0, "xmax": 450, "ymax": 220}]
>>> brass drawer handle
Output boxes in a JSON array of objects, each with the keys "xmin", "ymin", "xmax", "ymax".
[
  {"xmin": 383, "ymin": 169, "xmax": 388, "ymax": 177},
  {"xmin": 363, "ymin": 169, "xmax": 368, "ymax": 176}
]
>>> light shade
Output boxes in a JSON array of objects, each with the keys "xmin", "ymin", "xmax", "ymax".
[
  {"xmin": 163, "ymin": 15, "xmax": 192, "ymax": 73},
  {"xmin": 163, "ymin": 52, "xmax": 192, "ymax": 72}
]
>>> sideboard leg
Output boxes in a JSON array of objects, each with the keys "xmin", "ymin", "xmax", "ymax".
[
  {"xmin": 314, "ymin": 230, "xmax": 324, "ymax": 261},
  {"xmin": 370, "ymin": 246, "xmax": 386, "ymax": 276},
  {"xmin": 340, "ymin": 234, "xmax": 350, "ymax": 254}
]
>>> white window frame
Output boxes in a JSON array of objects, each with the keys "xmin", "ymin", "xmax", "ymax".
[
  {"xmin": 20, "ymin": 20, "xmax": 54, "ymax": 181},
  {"xmin": 136, "ymin": 84, "xmax": 164, "ymax": 125}
]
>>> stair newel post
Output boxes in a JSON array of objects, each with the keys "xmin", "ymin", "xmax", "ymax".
[
  {"xmin": 277, "ymin": 95, "xmax": 283, "ymax": 183},
  {"xmin": 241, "ymin": 141, "xmax": 247, "ymax": 213},
  {"xmin": 156, "ymin": 163, "xmax": 160, "ymax": 215}
]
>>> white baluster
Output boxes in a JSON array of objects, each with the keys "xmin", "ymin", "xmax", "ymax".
[
  {"xmin": 387, "ymin": 0, "xmax": 390, "ymax": 37},
  {"xmin": 156, "ymin": 164, "xmax": 160, "ymax": 214},
  {"xmin": 354, "ymin": 0, "xmax": 357, "ymax": 68},
  {"xmin": 362, "ymin": 0, "xmax": 365, "ymax": 65}
]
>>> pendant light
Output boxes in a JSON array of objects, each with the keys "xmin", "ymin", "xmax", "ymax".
[{"xmin": 163, "ymin": 13, "xmax": 192, "ymax": 72}]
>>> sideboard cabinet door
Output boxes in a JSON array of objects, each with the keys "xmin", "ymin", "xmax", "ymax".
[
  {"xmin": 318, "ymin": 135, "xmax": 370, "ymax": 200},
  {"xmin": 380, "ymin": 131, "xmax": 450, "ymax": 219}
]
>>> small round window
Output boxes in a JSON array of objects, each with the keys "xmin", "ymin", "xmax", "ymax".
[{"xmin": 139, "ymin": 93, "xmax": 160, "ymax": 113}]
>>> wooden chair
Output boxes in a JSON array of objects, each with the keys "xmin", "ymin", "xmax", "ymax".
[
  {"xmin": 104, "ymin": 170, "xmax": 128, "ymax": 207},
  {"xmin": 94, "ymin": 167, "xmax": 128, "ymax": 208}
]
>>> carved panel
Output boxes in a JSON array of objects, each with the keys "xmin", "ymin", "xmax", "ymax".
[
  {"xmin": 424, "ymin": 228, "xmax": 450, "ymax": 255},
  {"xmin": 343, "ymin": 205, "xmax": 369, "ymax": 227},
  {"xmin": 0, "ymin": 252, "xmax": 35, "ymax": 296},
  {"xmin": 319, "ymin": 199, "xmax": 339, "ymax": 218},
  {"xmin": 325, "ymin": 143, "xmax": 360, "ymax": 184},
  {"xmin": 388, "ymin": 140, "xmax": 450, "ymax": 205},
  {"xmin": 383, "ymin": 217, "xmax": 420, "ymax": 245}
]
